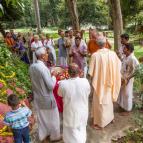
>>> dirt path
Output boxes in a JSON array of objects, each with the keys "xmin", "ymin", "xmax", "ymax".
[{"xmin": 30, "ymin": 103, "xmax": 138, "ymax": 143}]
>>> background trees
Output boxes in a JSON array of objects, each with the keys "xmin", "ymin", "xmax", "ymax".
[
  {"xmin": 0, "ymin": 0, "xmax": 24, "ymax": 36},
  {"xmin": 0, "ymin": 0, "xmax": 110, "ymax": 30},
  {"xmin": 0, "ymin": 0, "xmax": 143, "ymax": 39},
  {"xmin": 78, "ymin": 0, "xmax": 109, "ymax": 27},
  {"xmin": 108, "ymin": 0, "xmax": 123, "ymax": 50},
  {"xmin": 66, "ymin": 0, "xmax": 80, "ymax": 30}
]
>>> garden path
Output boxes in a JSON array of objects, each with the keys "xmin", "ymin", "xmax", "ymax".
[{"xmin": 31, "ymin": 102, "xmax": 138, "ymax": 143}]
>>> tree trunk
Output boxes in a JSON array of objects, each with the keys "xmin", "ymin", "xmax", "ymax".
[
  {"xmin": 33, "ymin": 0, "xmax": 41, "ymax": 34},
  {"xmin": 0, "ymin": 22, "xmax": 6, "ymax": 37},
  {"xmin": 108, "ymin": 0, "xmax": 123, "ymax": 50},
  {"xmin": 66, "ymin": 0, "xmax": 80, "ymax": 31}
]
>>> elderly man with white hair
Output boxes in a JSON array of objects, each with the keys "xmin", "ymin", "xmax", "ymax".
[
  {"xmin": 31, "ymin": 35, "xmax": 43, "ymax": 63},
  {"xmin": 88, "ymin": 35, "xmax": 121, "ymax": 129},
  {"xmin": 29, "ymin": 47, "xmax": 61, "ymax": 143}
]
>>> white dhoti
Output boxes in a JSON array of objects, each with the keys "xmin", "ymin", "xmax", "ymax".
[
  {"xmin": 48, "ymin": 45, "xmax": 57, "ymax": 65},
  {"xmin": 84, "ymin": 65, "xmax": 88, "ymax": 78},
  {"xmin": 37, "ymin": 107, "xmax": 61, "ymax": 141},
  {"xmin": 58, "ymin": 57, "xmax": 67, "ymax": 67},
  {"xmin": 92, "ymin": 91, "xmax": 114, "ymax": 128},
  {"xmin": 63, "ymin": 126, "xmax": 86, "ymax": 143},
  {"xmin": 32, "ymin": 52, "xmax": 37, "ymax": 63},
  {"xmin": 117, "ymin": 79, "xmax": 134, "ymax": 111}
]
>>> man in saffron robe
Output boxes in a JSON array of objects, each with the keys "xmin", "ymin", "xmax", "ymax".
[
  {"xmin": 88, "ymin": 30, "xmax": 111, "ymax": 55},
  {"xmin": 88, "ymin": 36, "xmax": 121, "ymax": 129}
]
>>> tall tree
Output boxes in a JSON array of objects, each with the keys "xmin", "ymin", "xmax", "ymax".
[
  {"xmin": 77, "ymin": 0, "xmax": 109, "ymax": 26},
  {"xmin": 33, "ymin": 0, "xmax": 41, "ymax": 33},
  {"xmin": 108, "ymin": 0, "xmax": 123, "ymax": 50},
  {"xmin": 66, "ymin": 0, "xmax": 80, "ymax": 30},
  {"xmin": 0, "ymin": 0, "xmax": 24, "ymax": 37}
]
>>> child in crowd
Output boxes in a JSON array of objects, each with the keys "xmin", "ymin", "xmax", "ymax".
[{"xmin": 4, "ymin": 94, "xmax": 32, "ymax": 143}]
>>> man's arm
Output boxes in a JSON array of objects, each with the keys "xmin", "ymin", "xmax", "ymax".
[
  {"xmin": 58, "ymin": 81, "xmax": 64, "ymax": 97},
  {"xmin": 88, "ymin": 54, "xmax": 95, "ymax": 77},
  {"xmin": 42, "ymin": 68, "xmax": 56, "ymax": 90}
]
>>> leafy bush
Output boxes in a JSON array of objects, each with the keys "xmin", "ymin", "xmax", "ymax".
[{"xmin": 0, "ymin": 43, "xmax": 31, "ymax": 103}]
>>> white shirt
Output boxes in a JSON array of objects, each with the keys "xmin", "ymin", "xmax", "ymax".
[
  {"xmin": 121, "ymin": 54, "xmax": 139, "ymax": 79},
  {"xmin": 58, "ymin": 77, "xmax": 90, "ymax": 128},
  {"xmin": 31, "ymin": 41, "xmax": 43, "ymax": 49},
  {"xmin": 43, "ymin": 39, "xmax": 56, "ymax": 62},
  {"xmin": 43, "ymin": 39, "xmax": 53, "ymax": 47}
]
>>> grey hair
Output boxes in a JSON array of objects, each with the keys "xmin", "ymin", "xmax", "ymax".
[
  {"xmin": 35, "ymin": 47, "xmax": 46, "ymax": 57},
  {"xmin": 96, "ymin": 36, "xmax": 106, "ymax": 47}
]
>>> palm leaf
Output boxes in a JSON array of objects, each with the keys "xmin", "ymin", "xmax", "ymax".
[{"xmin": 0, "ymin": 3, "xmax": 4, "ymax": 14}]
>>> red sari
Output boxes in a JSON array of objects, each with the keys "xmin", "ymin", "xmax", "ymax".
[{"xmin": 53, "ymin": 81, "xmax": 63, "ymax": 113}]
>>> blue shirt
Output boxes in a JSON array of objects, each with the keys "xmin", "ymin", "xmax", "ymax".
[
  {"xmin": 4, "ymin": 107, "xmax": 32, "ymax": 129},
  {"xmin": 58, "ymin": 38, "xmax": 67, "ymax": 58}
]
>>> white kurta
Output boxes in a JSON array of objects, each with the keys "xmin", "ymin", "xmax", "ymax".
[
  {"xmin": 31, "ymin": 41, "xmax": 43, "ymax": 63},
  {"xmin": 44, "ymin": 39, "xmax": 56, "ymax": 64},
  {"xmin": 58, "ymin": 77, "xmax": 91, "ymax": 143},
  {"xmin": 37, "ymin": 108, "xmax": 60, "ymax": 141},
  {"xmin": 29, "ymin": 60, "xmax": 61, "ymax": 141},
  {"xmin": 117, "ymin": 54, "xmax": 139, "ymax": 111}
]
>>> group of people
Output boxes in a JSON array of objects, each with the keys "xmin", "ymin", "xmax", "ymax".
[
  {"xmin": 4, "ymin": 30, "xmax": 29, "ymax": 64},
  {"xmin": 3, "ymin": 28, "xmax": 140, "ymax": 143}
]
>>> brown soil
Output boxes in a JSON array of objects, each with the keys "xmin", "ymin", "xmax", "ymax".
[{"xmin": 30, "ymin": 102, "xmax": 139, "ymax": 143}]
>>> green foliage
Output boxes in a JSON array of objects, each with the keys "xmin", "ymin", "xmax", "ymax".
[
  {"xmin": 134, "ymin": 64, "xmax": 143, "ymax": 84},
  {"xmin": 112, "ymin": 112, "xmax": 143, "ymax": 142},
  {"xmin": 123, "ymin": 128, "xmax": 143, "ymax": 142},
  {"xmin": 0, "ymin": 43, "xmax": 31, "ymax": 102},
  {"xmin": 121, "ymin": 0, "xmax": 143, "ymax": 29},
  {"xmin": 78, "ymin": 0, "xmax": 109, "ymax": 26},
  {"xmin": 0, "ymin": 0, "xmax": 110, "ymax": 29},
  {"xmin": 0, "ymin": 0, "xmax": 24, "ymax": 20}
]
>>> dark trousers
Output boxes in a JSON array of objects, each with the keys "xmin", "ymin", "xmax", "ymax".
[{"xmin": 13, "ymin": 126, "xmax": 30, "ymax": 143}]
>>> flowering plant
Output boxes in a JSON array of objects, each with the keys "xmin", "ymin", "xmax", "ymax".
[{"xmin": 0, "ymin": 43, "xmax": 31, "ymax": 103}]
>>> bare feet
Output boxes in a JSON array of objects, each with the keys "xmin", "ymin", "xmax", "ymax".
[
  {"xmin": 111, "ymin": 119, "xmax": 115, "ymax": 124},
  {"xmin": 92, "ymin": 125, "xmax": 103, "ymax": 130},
  {"xmin": 50, "ymin": 136, "xmax": 62, "ymax": 142},
  {"xmin": 41, "ymin": 139, "xmax": 48, "ymax": 143},
  {"xmin": 41, "ymin": 135, "xmax": 50, "ymax": 143},
  {"xmin": 120, "ymin": 111, "xmax": 130, "ymax": 116}
]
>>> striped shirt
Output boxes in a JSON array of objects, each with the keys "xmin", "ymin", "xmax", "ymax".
[{"xmin": 4, "ymin": 107, "xmax": 32, "ymax": 129}]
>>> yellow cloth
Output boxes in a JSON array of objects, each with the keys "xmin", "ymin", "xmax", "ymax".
[
  {"xmin": 88, "ymin": 48, "xmax": 121, "ymax": 127},
  {"xmin": 89, "ymin": 48, "xmax": 121, "ymax": 104}
]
